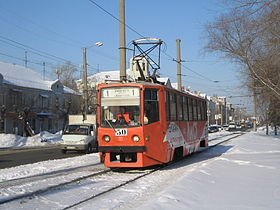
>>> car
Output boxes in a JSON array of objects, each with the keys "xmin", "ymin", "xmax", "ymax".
[
  {"xmin": 60, "ymin": 123, "xmax": 98, "ymax": 154},
  {"xmin": 208, "ymin": 125, "xmax": 219, "ymax": 133},
  {"xmin": 228, "ymin": 122, "xmax": 236, "ymax": 131},
  {"xmin": 236, "ymin": 123, "xmax": 242, "ymax": 129},
  {"xmin": 222, "ymin": 124, "xmax": 229, "ymax": 131}
]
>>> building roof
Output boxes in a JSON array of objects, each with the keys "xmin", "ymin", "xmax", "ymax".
[{"xmin": 0, "ymin": 62, "xmax": 77, "ymax": 94}]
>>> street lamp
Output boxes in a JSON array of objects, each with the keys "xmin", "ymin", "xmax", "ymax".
[{"xmin": 83, "ymin": 42, "xmax": 103, "ymax": 118}]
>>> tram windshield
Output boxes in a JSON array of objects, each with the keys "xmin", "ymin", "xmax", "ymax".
[{"xmin": 100, "ymin": 87, "xmax": 141, "ymax": 128}]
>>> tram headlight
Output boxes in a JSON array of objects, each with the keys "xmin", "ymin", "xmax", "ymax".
[
  {"xmin": 132, "ymin": 135, "xmax": 140, "ymax": 142},
  {"xmin": 103, "ymin": 135, "xmax": 111, "ymax": 142}
]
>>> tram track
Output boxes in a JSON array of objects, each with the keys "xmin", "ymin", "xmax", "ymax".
[
  {"xmin": 0, "ymin": 132, "xmax": 245, "ymax": 208},
  {"xmin": 62, "ymin": 132, "xmax": 246, "ymax": 209},
  {"xmin": 0, "ymin": 165, "xmax": 112, "ymax": 205}
]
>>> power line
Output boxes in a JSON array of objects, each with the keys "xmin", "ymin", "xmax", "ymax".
[
  {"xmin": 0, "ymin": 6, "xmax": 120, "ymax": 64},
  {"xmin": 0, "ymin": 35, "xmax": 71, "ymax": 64},
  {"xmin": 181, "ymin": 63, "xmax": 215, "ymax": 82},
  {"xmin": 87, "ymin": 0, "xmax": 218, "ymax": 83},
  {"xmin": 0, "ymin": 6, "xmax": 87, "ymax": 47},
  {"xmin": 88, "ymin": 0, "xmax": 144, "ymax": 38},
  {"xmin": 0, "ymin": 51, "xmax": 58, "ymax": 69}
]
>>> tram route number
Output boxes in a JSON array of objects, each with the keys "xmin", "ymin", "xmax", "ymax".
[{"xmin": 115, "ymin": 129, "xmax": 128, "ymax": 136}]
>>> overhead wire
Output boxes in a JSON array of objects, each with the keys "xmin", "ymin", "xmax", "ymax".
[
  {"xmin": 0, "ymin": 35, "xmax": 103, "ymax": 75},
  {"xmin": 0, "ymin": 6, "xmax": 119, "ymax": 71},
  {"xmin": 87, "ymin": 0, "xmax": 219, "ymax": 83},
  {"xmin": 0, "ymin": 6, "xmax": 88, "ymax": 48},
  {"xmin": 0, "ymin": 35, "xmax": 70, "ymax": 63}
]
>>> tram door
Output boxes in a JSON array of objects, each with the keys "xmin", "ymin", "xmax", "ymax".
[{"xmin": 143, "ymin": 88, "xmax": 165, "ymax": 162}]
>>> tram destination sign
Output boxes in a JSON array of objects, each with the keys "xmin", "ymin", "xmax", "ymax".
[{"xmin": 102, "ymin": 87, "xmax": 139, "ymax": 98}]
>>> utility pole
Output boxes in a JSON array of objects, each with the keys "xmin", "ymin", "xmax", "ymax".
[
  {"xmin": 225, "ymin": 97, "xmax": 228, "ymax": 125},
  {"xmin": 176, "ymin": 39, "xmax": 182, "ymax": 91},
  {"xmin": 43, "ymin": 62, "xmax": 46, "ymax": 80},
  {"xmin": 25, "ymin": 51, "xmax": 28, "ymax": 68},
  {"xmin": 119, "ymin": 0, "xmax": 126, "ymax": 82},
  {"xmin": 83, "ymin": 47, "xmax": 88, "ymax": 116}
]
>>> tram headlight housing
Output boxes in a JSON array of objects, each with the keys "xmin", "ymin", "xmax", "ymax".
[
  {"xmin": 132, "ymin": 135, "xmax": 140, "ymax": 142},
  {"xmin": 103, "ymin": 135, "xmax": 111, "ymax": 142}
]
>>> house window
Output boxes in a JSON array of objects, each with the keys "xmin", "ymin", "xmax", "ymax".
[
  {"xmin": 40, "ymin": 94, "xmax": 49, "ymax": 110},
  {"xmin": 0, "ymin": 93, "xmax": 4, "ymax": 105}
]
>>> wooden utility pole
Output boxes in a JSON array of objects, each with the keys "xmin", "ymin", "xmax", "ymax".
[
  {"xmin": 25, "ymin": 51, "xmax": 28, "ymax": 68},
  {"xmin": 83, "ymin": 47, "xmax": 88, "ymax": 116},
  {"xmin": 119, "ymin": 0, "xmax": 126, "ymax": 82},
  {"xmin": 43, "ymin": 62, "xmax": 46, "ymax": 80},
  {"xmin": 176, "ymin": 39, "xmax": 182, "ymax": 91}
]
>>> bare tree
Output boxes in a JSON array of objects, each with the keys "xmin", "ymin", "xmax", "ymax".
[
  {"xmin": 53, "ymin": 61, "xmax": 79, "ymax": 91},
  {"xmin": 204, "ymin": 0, "xmax": 280, "ymax": 132}
]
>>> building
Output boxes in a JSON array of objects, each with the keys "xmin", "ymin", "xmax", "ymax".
[
  {"xmin": 0, "ymin": 62, "xmax": 81, "ymax": 136},
  {"xmin": 207, "ymin": 96, "xmax": 234, "ymax": 125}
]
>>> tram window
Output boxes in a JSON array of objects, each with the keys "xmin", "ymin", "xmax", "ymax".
[
  {"xmin": 193, "ymin": 99, "xmax": 198, "ymax": 121},
  {"xmin": 177, "ymin": 95, "xmax": 183, "ymax": 121},
  {"xmin": 203, "ymin": 101, "xmax": 207, "ymax": 120},
  {"xmin": 197, "ymin": 100, "xmax": 202, "ymax": 120},
  {"xmin": 144, "ymin": 89, "xmax": 159, "ymax": 124},
  {"xmin": 183, "ymin": 96, "xmax": 188, "ymax": 121},
  {"xmin": 188, "ymin": 98, "xmax": 193, "ymax": 121},
  {"xmin": 165, "ymin": 91, "xmax": 170, "ymax": 121},
  {"xmin": 200, "ymin": 101, "xmax": 204, "ymax": 121},
  {"xmin": 170, "ymin": 92, "xmax": 177, "ymax": 121},
  {"xmin": 201, "ymin": 101, "xmax": 205, "ymax": 121}
]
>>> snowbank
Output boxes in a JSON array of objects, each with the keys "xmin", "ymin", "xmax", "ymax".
[{"xmin": 0, "ymin": 132, "xmax": 62, "ymax": 149}]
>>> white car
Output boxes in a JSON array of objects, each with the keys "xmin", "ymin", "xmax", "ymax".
[
  {"xmin": 228, "ymin": 122, "xmax": 236, "ymax": 130},
  {"xmin": 60, "ymin": 123, "xmax": 98, "ymax": 154}
]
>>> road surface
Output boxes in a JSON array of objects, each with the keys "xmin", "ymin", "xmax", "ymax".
[{"xmin": 0, "ymin": 146, "xmax": 86, "ymax": 169}]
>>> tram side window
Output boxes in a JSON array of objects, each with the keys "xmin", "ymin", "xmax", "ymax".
[
  {"xmin": 170, "ymin": 92, "xmax": 177, "ymax": 121},
  {"xmin": 204, "ymin": 101, "xmax": 207, "ymax": 120},
  {"xmin": 188, "ymin": 98, "xmax": 193, "ymax": 121},
  {"xmin": 177, "ymin": 95, "xmax": 183, "ymax": 121},
  {"xmin": 183, "ymin": 96, "xmax": 188, "ymax": 121},
  {"xmin": 197, "ymin": 100, "xmax": 202, "ymax": 121},
  {"xmin": 201, "ymin": 101, "xmax": 205, "ymax": 121},
  {"xmin": 144, "ymin": 89, "xmax": 159, "ymax": 124},
  {"xmin": 193, "ymin": 99, "xmax": 198, "ymax": 121},
  {"xmin": 205, "ymin": 101, "xmax": 207, "ymax": 120},
  {"xmin": 165, "ymin": 91, "xmax": 170, "ymax": 121}
]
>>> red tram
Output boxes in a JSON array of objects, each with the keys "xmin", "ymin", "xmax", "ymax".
[{"xmin": 97, "ymin": 82, "xmax": 208, "ymax": 168}]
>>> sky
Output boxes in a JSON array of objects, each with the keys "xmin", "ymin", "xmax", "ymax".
[
  {"xmin": 1, "ymin": 129, "xmax": 280, "ymax": 209},
  {"xmin": 0, "ymin": 0, "xmax": 252, "ymax": 112}
]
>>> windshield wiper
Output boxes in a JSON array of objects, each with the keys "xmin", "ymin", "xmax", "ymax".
[{"xmin": 105, "ymin": 119, "xmax": 116, "ymax": 132}]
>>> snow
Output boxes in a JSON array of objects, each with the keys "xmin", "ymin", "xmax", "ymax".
[
  {"xmin": 0, "ymin": 128, "xmax": 280, "ymax": 209},
  {"xmin": 0, "ymin": 131, "xmax": 62, "ymax": 149},
  {"xmin": 0, "ymin": 62, "xmax": 77, "ymax": 94}
]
